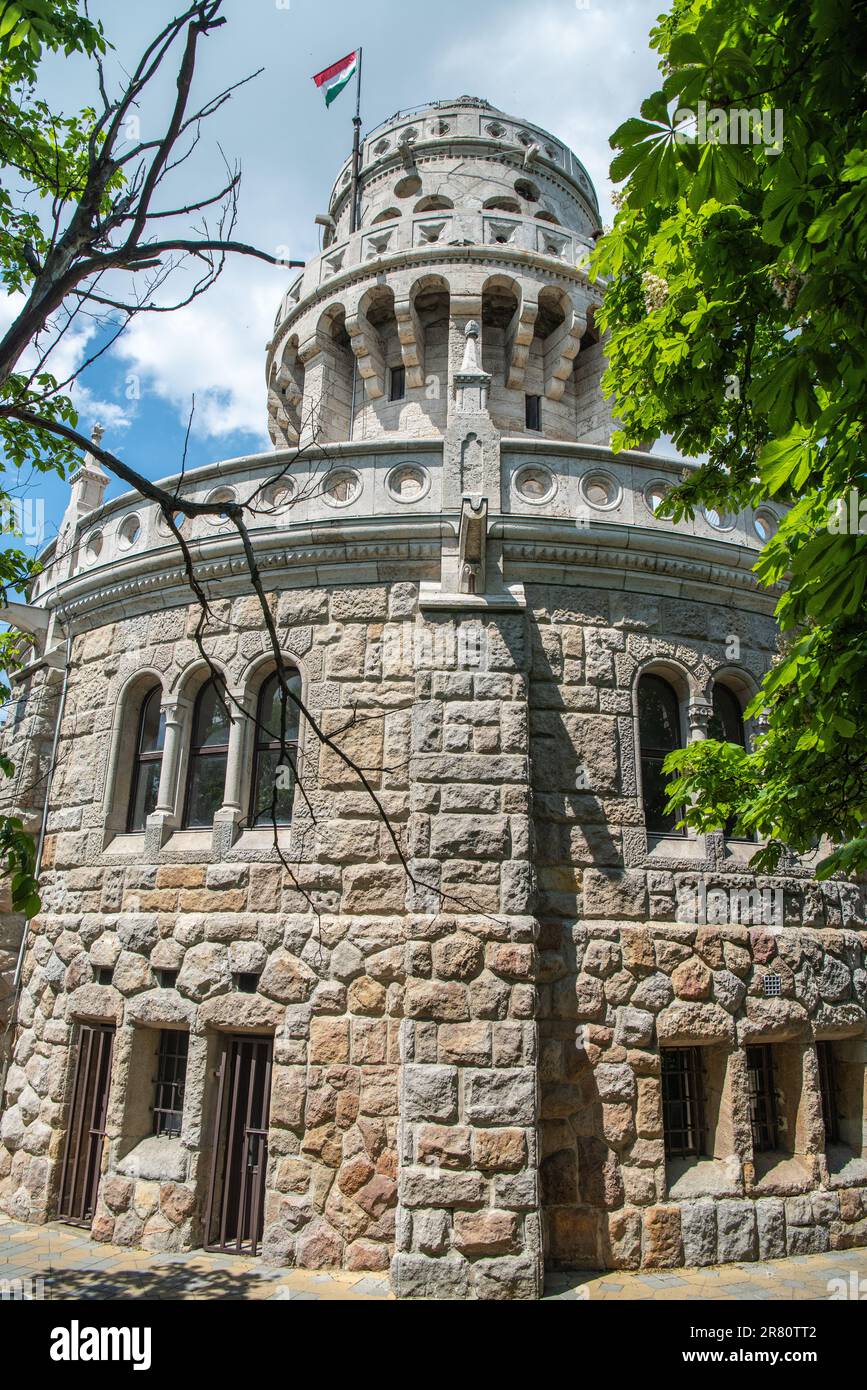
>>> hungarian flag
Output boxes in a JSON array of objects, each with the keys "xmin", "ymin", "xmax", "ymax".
[{"xmin": 312, "ymin": 51, "xmax": 358, "ymax": 108}]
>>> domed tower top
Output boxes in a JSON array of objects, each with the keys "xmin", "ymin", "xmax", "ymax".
[
  {"xmin": 265, "ymin": 95, "xmax": 610, "ymax": 457},
  {"xmin": 326, "ymin": 95, "xmax": 601, "ymax": 243}
]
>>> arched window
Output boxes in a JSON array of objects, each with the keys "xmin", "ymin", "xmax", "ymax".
[
  {"xmin": 638, "ymin": 673, "xmax": 684, "ymax": 833},
  {"xmin": 250, "ymin": 669, "xmax": 302, "ymax": 827},
  {"xmin": 127, "ymin": 687, "xmax": 165, "ymax": 832},
  {"xmin": 183, "ymin": 679, "xmax": 230, "ymax": 828},
  {"xmin": 709, "ymin": 683, "xmax": 747, "ymax": 837},
  {"xmin": 708, "ymin": 684, "xmax": 745, "ymax": 747}
]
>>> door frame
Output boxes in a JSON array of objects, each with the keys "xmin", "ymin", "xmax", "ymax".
[
  {"xmin": 203, "ymin": 1032, "xmax": 273, "ymax": 1256},
  {"xmin": 57, "ymin": 1021, "xmax": 115, "ymax": 1227}
]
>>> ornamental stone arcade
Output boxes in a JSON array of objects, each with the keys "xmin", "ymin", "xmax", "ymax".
[{"xmin": 0, "ymin": 97, "xmax": 865, "ymax": 1300}]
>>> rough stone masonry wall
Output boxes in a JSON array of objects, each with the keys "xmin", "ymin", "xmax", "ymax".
[
  {"xmin": 2, "ymin": 572, "xmax": 866, "ymax": 1294},
  {"xmin": 0, "ymin": 663, "xmax": 58, "ymax": 1083},
  {"xmin": 392, "ymin": 610, "xmax": 541, "ymax": 1299},
  {"xmin": 525, "ymin": 580, "xmax": 867, "ymax": 1270},
  {"xmin": 0, "ymin": 582, "xmax": 543, "ymax": 1297}
]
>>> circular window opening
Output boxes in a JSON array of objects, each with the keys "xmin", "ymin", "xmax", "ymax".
[
  {"xmin": 321, "ymin": 468, "xmax": 361, "ymax": 507},
  {"xmin": 580, "ymin": 471, "xmax": 621, "ymax": 511},
  {"xmin": 118, "ymin": 514, "xmax": 142, "ymax": 548},
  {"xmin": 644, "ymin": 480, "xmax": 671, "ymax": 515},
  {"xmin": 84, "ymin": 530, "xmax": 103, "ymax": 562},
  {"xmin": 386, "ymin": 464, "xmax": 430, "ymax": 503},
  {"xmin": 373, "ymin": 138, "xmax": 390, "ymax": 155},
  {"xmin": 261, "ymin": 479, "xmax": 295, "ymax": 513},
  {"xmin": 394, "ymin": 174, "xmax": 422, "ymax": 199},
  {"xmin": 205, "ymin": 486, "xmax": 236, "ymax": 525},
  {"xmin": 704, "ymin": 506, "xmax": 735, "ymax": 531},
  {"xmin": 513, "ymin": 464, "xmax": 556, "ymax": 505},
  {"xmin": 753, "ymin": 508, "xmax": 778, "ymax": 541},
  {"xmin": 515, "ymin": 178, "xmax": 540, "ymax": 202},
  {"xmin": 157, "ymin": 509, "xmax": 190, "ymax": 536}
]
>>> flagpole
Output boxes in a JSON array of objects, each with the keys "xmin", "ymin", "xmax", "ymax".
[{"xmin": 349, "ymin": 47, "xmax": 363, "ymax": 234}]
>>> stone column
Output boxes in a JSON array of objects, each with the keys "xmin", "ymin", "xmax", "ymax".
[
  {"xmin": 145, "ymin": 696, "xmax": 188, "ymax": 851},
  {"xmin": 687, "ymin": 699, "xmax": 712, "ymax": 741},
  {"xmin": 213, "ymin": 689, "xmax": 252, "ymax": 855},
  {"xmin": 391, "ymin": 608, "xmax": 542, "ymax": 1299}
]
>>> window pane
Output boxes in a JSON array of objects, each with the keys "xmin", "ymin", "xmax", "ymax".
[
  {"xmin": 252, "ymin": 747, "xmax": 295, "ymax": 826},
  {"xmin": 258, "ymin": 671, "xmax": 301, "ymax": 746},
  {"xmin": 193, "ymin": 680, "xmax": 230, "ymax": 747},
  {"xmin": 129, "ymin": 758, "xmax": 161, "ymax": 832},
  {"xmin": 389, "ymin": 365, "xmax": 405, "ymax": 401},
  {"xmin": 641, "ymin": 755, "xmax": 679, "ymax": 833},
  {"xmin": 153, "ymin": 1030, "xmax": 189, "ymax": 1138},
  {"xmin": 709, "ymin": 685, "xmax": 745, "ymax": 746},
  {"xmin": 638, "ymin": 675, "xmax": 680, "ymax": 751},
  {"xmin": 139, "ymin": 688, "xmax": 166, "ymax": 754},
  {"xmin": 185, "ymin": 751, "xmax": 227, "ymax": 827},
  {"xmin": 662, "ymin": 1048, "xmax": 705, "ymax": 1157}
]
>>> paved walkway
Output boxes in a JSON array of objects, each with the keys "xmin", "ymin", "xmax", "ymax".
[{"xmin": 1, "ymin": 1214, "xmax": 865, "ymax": 1300}]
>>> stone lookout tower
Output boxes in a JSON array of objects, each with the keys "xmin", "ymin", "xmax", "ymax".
[{"xmin": 1, "ymin": 97, "xmax": 865, "ymax": 1300}]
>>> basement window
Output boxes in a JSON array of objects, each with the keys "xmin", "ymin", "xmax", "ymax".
[
  {"xmin": 747, "ymin": 1044, "xmax": 779, "ymax": 1152},
  {"xmin": 663, "ymin": 1045, "xmax": 740, "ymax": 1200},
  {"xmin": 525, "ymin": 394, "xmax": 541, "ymax": 431},
  {"xmin": 662, "ymin": 1047, "xmax": 705, "ymax": 1158},
  {"xmin": 817, "ymin": 1041, "xmax": 839, "ymax": 1144},
  {"xmin": 152, "ymin": 1030, "xmax": 189, "ymax": 1138}
]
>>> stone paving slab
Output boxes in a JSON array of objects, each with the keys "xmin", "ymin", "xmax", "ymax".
[{"xmin": 2, "ymin": 1215, "xmax": 866, "ymax": 1300}]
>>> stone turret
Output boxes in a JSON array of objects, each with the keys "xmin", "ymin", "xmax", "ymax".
[{"xmin": 266, "ymin": 97, "xmax": 608, "ymax": 455}]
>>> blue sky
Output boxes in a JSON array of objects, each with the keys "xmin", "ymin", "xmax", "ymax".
[{"xmin": 1, "ymin": 0, "xmax": 666, "ymax": 562}]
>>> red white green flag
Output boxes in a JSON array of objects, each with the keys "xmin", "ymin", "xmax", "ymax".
[{"xmin": 312, "ymin": 51, "xmax": 358, "ymax": 108}]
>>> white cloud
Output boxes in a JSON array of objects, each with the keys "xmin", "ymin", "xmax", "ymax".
[
  {"xmin": 0, "ymin": 292, "xmax": 134, "ymax": 433},
  {"xmin": 110, "ymin": 265, "xmax": 278, "ymax": 444},
  {"xmin": 0, "ymin": 0, "xmax": 666, "ymax": 458},
  {"xmin": 434, "ymin": 0, "xmax": 664, "ymax": 222}
]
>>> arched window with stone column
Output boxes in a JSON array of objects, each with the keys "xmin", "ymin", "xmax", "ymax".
[
  {"xmin": 182, "ymin": 678, "xmax": 231, "ymax": 829},
  {"xmin": 248, "ymin": 666, "xmax": 302, "ymax": 826},
  {"xmin": 101, "ymin": 669, "xmax": 168, "ymax": 840},
  {"xmin": 637, "ymin": 672, "xmax": 685, "ymax": 834},
  {"xmin": 127, "ymin": 685, "xmax": 165, "ymax": 832}
]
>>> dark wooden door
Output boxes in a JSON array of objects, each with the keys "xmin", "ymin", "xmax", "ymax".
[
  {"xmin": 57, "ymin": 1023, "xmax": 115, "ymax": 1226},
  {"xmin": 205, "ymin": 1035, "xmax": 273, "ymax": 1255}
]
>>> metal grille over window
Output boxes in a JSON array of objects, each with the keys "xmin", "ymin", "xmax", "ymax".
[
  {"xmin": 762, "ymin": 973, "xmax": 782, "ymax": 998},
  {"xmin": 816, "ymin": 1041, "xmax": 840, "ymax": 1144},
  {"xmin": 746, "ymin": 1044, "xmax": 779, "ymax": 1152},
  {"xmin": 661, "ymin": 1047, "xmax": 705, "ymax": 1158},
  {"xmin": 152, "ymin": 1030, "xmax": 189, "ymax": 1138}
]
